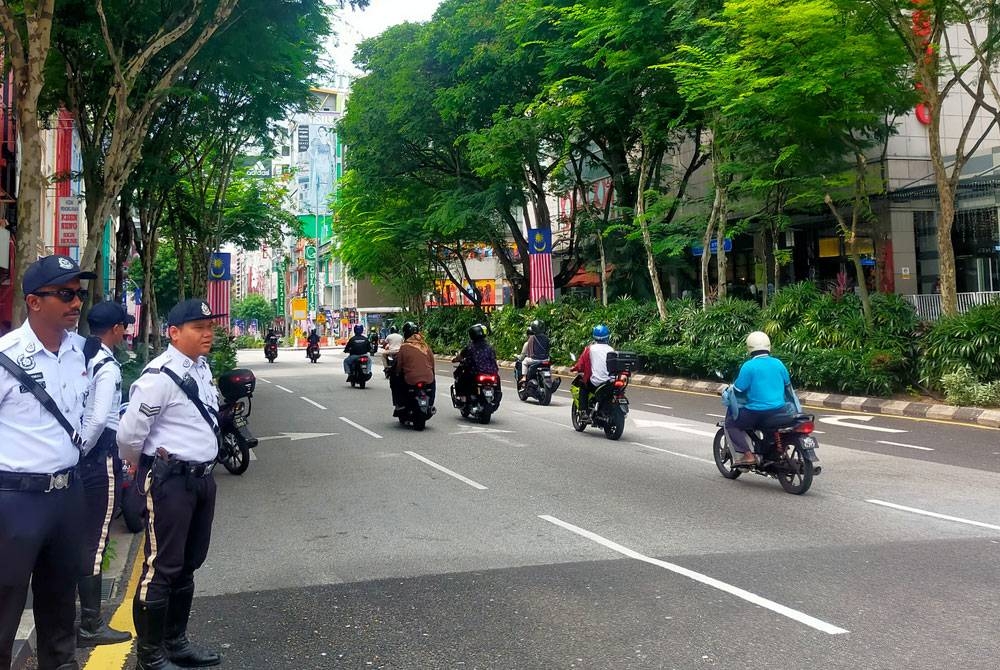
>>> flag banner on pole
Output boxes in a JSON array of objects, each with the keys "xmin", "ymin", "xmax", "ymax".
[
  {"xmin": 527, "ymin": 228, "xmax": 555, "ymax": 304},
  {"xmin": 207, "ymin": 252, "xmax": 231, "ymax": 330}
]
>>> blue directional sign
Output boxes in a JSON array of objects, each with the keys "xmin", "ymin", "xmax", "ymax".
[{"xmin": 691, "ymin": 238, "xmax": 733, "ymax": 257}]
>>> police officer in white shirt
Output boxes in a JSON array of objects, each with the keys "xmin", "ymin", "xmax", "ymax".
[
  {"xmin": 0, "ymin": 255, "xmax": 95, "ymax": 670},
  {"xmin": 117, "ymin": 299, "xmax": 224, "ymax": 670},
  {"xmin": 76, "ymin": 302, "xmax": 134, "ymax": 648}
]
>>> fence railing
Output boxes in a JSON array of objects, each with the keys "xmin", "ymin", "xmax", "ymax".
[{"xmin": 903, "ymin": 291, "xmax": 1000, "ymax": 321}]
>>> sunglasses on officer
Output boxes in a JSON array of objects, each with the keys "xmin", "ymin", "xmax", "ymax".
[{"xmin": 32, "ymin": 288, "xmax": 90, "ymax": 303}]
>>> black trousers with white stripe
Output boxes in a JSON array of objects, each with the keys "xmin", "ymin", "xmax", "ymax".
[
  {"xmin": 80, "ymin": 430, "xmax": 119, "ymax": 578},
  {"xmin": 135, "ymin": 461, "xmax": 216, "ymax": 606}
]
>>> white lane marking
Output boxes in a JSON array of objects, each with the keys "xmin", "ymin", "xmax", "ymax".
[
  {"xmin": 339, "ymin": 417, "xmax": 383, "ymax": 439},
  {"xmin": 300, "ymin": 396, "xmax": 328, "ymax": 410},
  {"xmin": 249, "ymin": 448, "xmax": 257, "ymax": 461},
  {"xmin": 632, "ymin": 442, "xmax": 714, "ymax": 465},
  {"xmin": 819, "ymin": 416, "xmax": 905, "ymax": 433},
  {"xmin": 866, "ymin": 500, "xmax": 1000, "ymax": 531},
  {"xmin": 259, "ymin": 379, "xmax": 272, "ymax": 384},
  {"xmin": 557, "ymin": 389, "xmax": 571, "ymax": 394},
  {"xmin": 539, "ymin": 515, "xmax": 849, "ymax": 635},
  {"xmin": 405, "ymin": 451, "xmax": 488, "ymax": 490},
  {"xmin": 509, "ymin": 410, "xmax": 575, "ymax": 431},
  {"xmin": 256, "ymin": 432, "xmax": 337, "ymax": 442},
  {"xmin": 275, "ymin": 385, "xmax": 294, "ymax": 394},
  {"xmin": 451, "ymin": 427, "xmax": 515, "ymax": 435},
  {"xmin": 876, "ymin": 440, "xmax": 934, "ymax": 452},
  {"xmin": 644, "ymin": 403, "xmax": 673, "ymax": 410},
  {"xmin": 632, "ymin": 419, "xmax": 717, "ymax": 438},
  {"xmin": 706, "ymin": 413, "xmax": 726, "ymax": 418}
]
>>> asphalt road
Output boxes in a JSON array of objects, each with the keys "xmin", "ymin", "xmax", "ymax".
[{"xmin": 123, "ymin": 347, "xmax": 1000, "ymax": 669}]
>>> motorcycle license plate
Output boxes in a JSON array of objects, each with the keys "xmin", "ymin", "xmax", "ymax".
[
  {"xmin": 542, "ymin": 371, "xmax": 551, "ymax": 377},
  {"xmin": 484, "ymin": 389, "xmax": 495, "ymax": 398},
  {"xmin": 800, "ymin": 436, "xmax": 818, "ymax": 449},
  {"xmin": 233, "ymin": 415, "xmax": 247, "ymax": 427},
  {"xmin": 418, "ymin": 399, "xmax": 429, "ymax": 409}
]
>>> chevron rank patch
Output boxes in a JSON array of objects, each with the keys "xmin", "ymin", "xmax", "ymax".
[{"xmin": 138, "ymin": 403, "xmax": 161, "ymax": 417}]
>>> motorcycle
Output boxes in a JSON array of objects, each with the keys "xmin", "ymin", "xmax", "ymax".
[
  {"xmin": 306, "ymin": 342, "xmax": 320, "ymax": 363},
  {"xmin": 712, "ymin": 413, "xmax": 822, "ymax": 495},
  {"xmin": 517, "ymin": 359, "xmax": 560, "ymax": 405},
  {"xmin": 385, "ymin": 354, "xmax": 435, "ymax": 430},
  {"xmin": 570, "ymin": 352, "xmax": 637, "ymax": 441},
  {"xmin": 348, "ymin": 355, "xmax": 373, "ymax": 388},
  {"xmin": 264, "ymin": 339, "xmax": 278, "ymax": 363},
  {"xmin": 216, "ymin": 368, "xmax": 259, "ymax": 475},
  {"xmin": 451, "ymin": 362, "xmax": 502, "ymax": 424}
]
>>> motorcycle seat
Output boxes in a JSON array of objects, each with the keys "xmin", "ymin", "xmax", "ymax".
[{"xmin": 758, "ymin": 412, "xmax": 803, "ymax": 430}]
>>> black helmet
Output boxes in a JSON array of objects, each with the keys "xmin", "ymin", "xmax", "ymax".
[
  {"xmin": 402, "ymin": 321, "xmax": 419, "ymax": 339},
  {"xmin": 389, "ymin": 325, "xmax": 398, "ymax": 334},
  {"xmin": 529, "ymin": 319, "xmax": 546, "ymax": 335},
  {"xmin": 468, "ymin": 323, "xmax": 487, "ymax": 341}
]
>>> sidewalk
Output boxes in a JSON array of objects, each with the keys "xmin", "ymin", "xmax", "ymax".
[
  {"xmin": 445, "ymin": 356, "xmax": 1000, "ymax": 429},
  {"xmin": 12, "ymin": 518, "xmax": 141, "ymax": 670}
]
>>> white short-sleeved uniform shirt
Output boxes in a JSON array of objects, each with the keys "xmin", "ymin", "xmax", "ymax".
[
  {"xmin": 0, "ymin": 321, "xmax": 89, "ymax": 473},
  {"xmin": 80, "ymin": 343, "xmax": 123, "ymax": 451},
  {"xmin": 117, "ymin": 345, "xmax": 220, "ymax": 464}
]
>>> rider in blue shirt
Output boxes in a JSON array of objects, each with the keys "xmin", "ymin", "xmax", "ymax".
[{"xmin": 724, "ymin": 331, "xmax": 796, "ymax": 466}]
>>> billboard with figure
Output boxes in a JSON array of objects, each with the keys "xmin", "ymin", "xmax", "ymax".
[{"xmin": 292, "ymin": 112, "xmax": 342, "ymax": 216}]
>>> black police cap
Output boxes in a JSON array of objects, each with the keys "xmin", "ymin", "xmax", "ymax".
[
  {"xmin": 23, "ymin": 255, "xmax": 96, "ymax": 295},
  {"xmin": 167, "ymin": 298, "xmax": 227, "ymax": 327},
  {"xmin": 87, "ymin": 301, "xmax": 135, "ymax": 330}
]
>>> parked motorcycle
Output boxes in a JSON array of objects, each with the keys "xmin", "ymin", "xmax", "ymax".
[
  {"xmin": 712, "ymin": 413, "xmax": 821, "ymax": 494},
  {"xmin": 451, "ymin": 362, "xmax": 502, "ymax": 424},
  {"xmin": 216, "ymin": 368, "xmax": 259, "ymax": 475},
  {"xmin": 517, "ymin": 359, "xmax": 560, "ymax": 405},
  {"xmin": 570, "ymin": 352, "xmax": 637, "ymax": 440},
  {"xmin": 306, "ymin": 343, "xmax": 320, "ymax": 363},
  {"xmin": 264, "ymin": 338, "xmax": 278, "ymax": 363},
  {"xmin": 348, "ymin": 355, "xmax": 373, "ymax": 388}
]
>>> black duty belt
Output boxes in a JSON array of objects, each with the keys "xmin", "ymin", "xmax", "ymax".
[
  {"xmin": 142, "ymin": 454, "xmax": 215, "ymax": 479},
  {"xmin": 0, "ymin": 467, "xmax": 76, "ymax": 493}
]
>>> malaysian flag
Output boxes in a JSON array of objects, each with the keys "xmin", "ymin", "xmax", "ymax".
[
  {"xmin": 528, "ymin": 228, "xmax": 555, "ymax": 304},
  {"xmin": 207, "ymin": 252, "xmax": 232, "ymax": 330}
]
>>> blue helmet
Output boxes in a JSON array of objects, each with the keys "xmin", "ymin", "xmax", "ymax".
[
  {"xmin": 592, "ymin": 324, "xmax": 610, "ymax": 342},
  {"xmin": 354, "ymin": 324, "xmax": 364, "ymax": 336}
]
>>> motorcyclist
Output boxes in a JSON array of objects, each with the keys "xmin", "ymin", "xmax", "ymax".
[
  {"xmin": 380, "ymin": 325, "xmax": 404, "ymax": 367},
  {"xmin": 515, "ymin": 319, "xmax": 550, "ymax": 386},
  {"xmin": 343, "ymin": 324, "xmax": 372, "ymax": 377},
  {"xmin": 570, "ymin": 325, "xmax": 615, "ymax": 420},
  {"xmin": 394, "ymin": 322, "xmax": 436, "ymax": 413},
  {"xmin": 306, "ymin": 328, "xmax": 320, "ymax": 358},
  {"xmin": 452, "ymin": 324, "xmax": 499, "ymax": 402},
  {"xmin": 723, "ymin": 331, "xmax": 799, "ymax": 467},
  {"xmin": 265, "ymin": 328, "xmax": 279, "ymax": 344}
]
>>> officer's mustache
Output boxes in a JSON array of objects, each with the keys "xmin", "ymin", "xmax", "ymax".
[{"xmin": 64, "ymin": 309, "xmax": 81, "ymax": 318}]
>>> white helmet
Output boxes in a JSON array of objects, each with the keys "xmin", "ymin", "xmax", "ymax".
[{"xmin": 746, "ymin": 330, "xmax": 771, "ymax": 354}]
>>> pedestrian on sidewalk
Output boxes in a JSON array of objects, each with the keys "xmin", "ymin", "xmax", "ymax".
[
  {"xmin": 118, "ymin": 299, "xmax": 225, "ymax": 670},
  {"xmin": 76, "ymin": 302, "xmax": 135, "ymax": 648},
  {"xmin": 0, "ymin": 255, "xmax": 95, "ymax": 670}
]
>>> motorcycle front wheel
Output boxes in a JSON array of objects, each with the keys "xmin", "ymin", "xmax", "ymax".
[
  {"xmin": 219, "ymin": 430, "xmax": 250, "ymax": 475},
  {"xmin": 712, "ymin": 428, "xmax": 741, "ymax": 480},
  {"xmin": 604, "ymin": 405, "xmax": 625, "ymax": 440},
  {"xmin": 778, "ymin": 447, "xmax": 814, "ymax": 494}
]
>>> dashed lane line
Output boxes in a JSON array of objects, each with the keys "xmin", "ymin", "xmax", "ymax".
[
  {"xmin": 405, "ymin": 451, "xmax": 488, "ymax": 490},
  {"xmin": 632, "ymin": 442, "xmax": 714, "ymax": 465},
  {"xmin": 259, "ymin": 378, "xmax": 272, "ymax": 384},
  {"xmin": 300, "ymin": 396, "xmax": 327, "ymax": 410},
  {"xmin": 539, "ymin": 514, "xmax": 849, "ymax": 635},
  {"xmin": 644, "ymin": 403, "xmax": 673, "ymax": 410},
  {"xmin": 339, "ymin": 416, "xmax": 383, "ymax": 439},
  {"xmin": 866, "ymin": 499, "xmax": 1000, "ymax": 531},
  {"xmin": 876, "ymin": 440, "xmax": 934, "ymax": 452},
  {"xmin": 275, "ymin": 384, "xmax": 294, "ymax": 394}
]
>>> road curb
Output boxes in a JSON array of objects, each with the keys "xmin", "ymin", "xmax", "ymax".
[{"xmin": 439, "ymin": 356, "xmax": 999, "ymax": 429}]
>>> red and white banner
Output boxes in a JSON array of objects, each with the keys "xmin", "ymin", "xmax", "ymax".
[
  {"xmin": 57, "ymin": 197, "xmax": 79, "ymax": 247},
  {"xmin": 207, "ymin": 280, "xmax": 231, "ymax": 330},
  {"xmin": 529, "ymin": 252, "xmax": 555, "ymax": 304}
]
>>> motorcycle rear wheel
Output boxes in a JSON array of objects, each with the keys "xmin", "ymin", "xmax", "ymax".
[
  {"xmin": 478, "ymin": 410, "xmax": 492, "ymax": 425},
  {"xmin": 359, "ymin": 379, "xmax": 366, "ymax": 389},
  {"xmin": 713, "ymin": 428, "xmax": 741, "ymax": 480},
  {"xmin": 412, "ymin": 416, "xmax": 426, "ymax": 431},
  {"xmin": 220, "ymin": 430, "xmax": 250, "ymax": 475},
  {"xmin": 571, "ymin": 404, "xmax": 586, "ymax": 432},
  {"xmin": 538, "ymin": 384, "xmax": 552, "ymax": 406},
  {"xmin": 604, "ymin": 406, "xmax": 625, "ymax": 440},
  {"xmin": 777, "ymin": 448, "xmax": 814, "ymax": 494}
]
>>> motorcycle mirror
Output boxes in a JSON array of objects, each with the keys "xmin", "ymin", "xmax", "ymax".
[
  {"xmin": 569, "ymin": 352, "xmax": 577, "ymax": 362},
  {"xmin": 713, "ymin": 370, "xmax": 725, "ymax": 380}
]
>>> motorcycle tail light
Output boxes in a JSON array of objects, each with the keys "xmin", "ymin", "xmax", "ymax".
[
  {"xmin": 360, "ymin": 357, "xmax": 369, "ymax": 363},
  {"xmin": 416, "ymin": 382, "xmax": 424, "ymax": 389},
  {"xmin": 797, "ymin": 421, "xmax": 815, "ymax": 434},
  {"xmin": 477, "ymin": 374, "xmax": 498, "ymax": 383}
]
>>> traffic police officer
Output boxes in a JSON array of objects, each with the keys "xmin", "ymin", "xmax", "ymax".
[
  {"xmin": 118, "ymin": 299, "xmax": 224, "ymax": 670},
  {"xmin": 0, "ymin": 255, "xmax": 94, "ymax": 670},
  {"xmin": 76, "ymin": 302, "xmax": 134, "ymax": 647}
]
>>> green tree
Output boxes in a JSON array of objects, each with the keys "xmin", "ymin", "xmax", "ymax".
[{"xmin": 232, "ymin": 293, "xmax": 275, "ymax": 329}]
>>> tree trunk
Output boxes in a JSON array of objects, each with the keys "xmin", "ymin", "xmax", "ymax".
[
  {"xmin": 716, "ymin": 190, "xmax": 729, "ymax": 301},
  {"xmin": 926, "ymin": 95, "xmax": 958, "ymax": 315},
  {"xmin": 12, "ymin": 116, "xmax": 45, "ymax": 325},
  {"xmin": 700, "ymin": 187, "xmax": 720, "ymax": 309},
  {"xmin": 596, "ymin": 229, "xmax": 608, "ymax": 307},
  {"xmin": 114, "ymin": 193, "xmax": 132, "ymax": 301},
  {"xmin": 636, "ymin": 149, "xmax": 668, "ymax": 321}
]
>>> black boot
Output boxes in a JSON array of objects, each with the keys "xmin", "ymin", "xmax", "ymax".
[
  {"xmin": 164, "ymin": 585, "xmax": 220, "ymax": 667},
  {"xmin": 78, "ymin": 574, "xmax": 132, "ymax": 647},
  {"xmin": 134, "ymin": 599, "xmax": 184, "ymax": 670}
]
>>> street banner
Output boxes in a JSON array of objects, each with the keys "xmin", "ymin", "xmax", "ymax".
[
  {"xmin": 276, "ymin": 271, "xmax": 286, "ymax": 320},
  {"xmin": 207, "ymin": 252, "xmax": 231, "ymax": 330},
  {"xmin": 57, "ymin": 197, "xmax": 79, "ymax": 246},
  {"xmin": 306, "ymin": 245, "xmax": 318, "ymax": 313},
  {"xmin": 528, "ymin": 228, "xmax": 555, "ymax": 304}
]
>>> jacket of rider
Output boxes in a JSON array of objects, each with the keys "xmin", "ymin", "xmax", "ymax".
[
  {"xmin": 732, "ymin": 354, "xmax": 791, "ymax": 411},
  {"xmin": 459, "ymin": 340, "xmax": 499, "ymax": 376},
  {"xmin": 343, "ymin": 335, "xmax": 371, "ymax": 355},
  {"xmin": 396, "ymin": 334, "xmax": 435, "ymax": 386}
]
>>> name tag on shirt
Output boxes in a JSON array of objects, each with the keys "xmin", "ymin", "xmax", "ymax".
[{"xmin": 19, "ymin": 371, "xmax": 45, "ymax": 394}]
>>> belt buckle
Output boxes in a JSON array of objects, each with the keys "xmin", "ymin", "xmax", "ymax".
[
  {"xmin": 45, "ymin": 471, "xmax": 70, "ymax": 493},
  {"xmin": 202, "ymin": 462, "xmax": 215, "ymax": 477}
]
